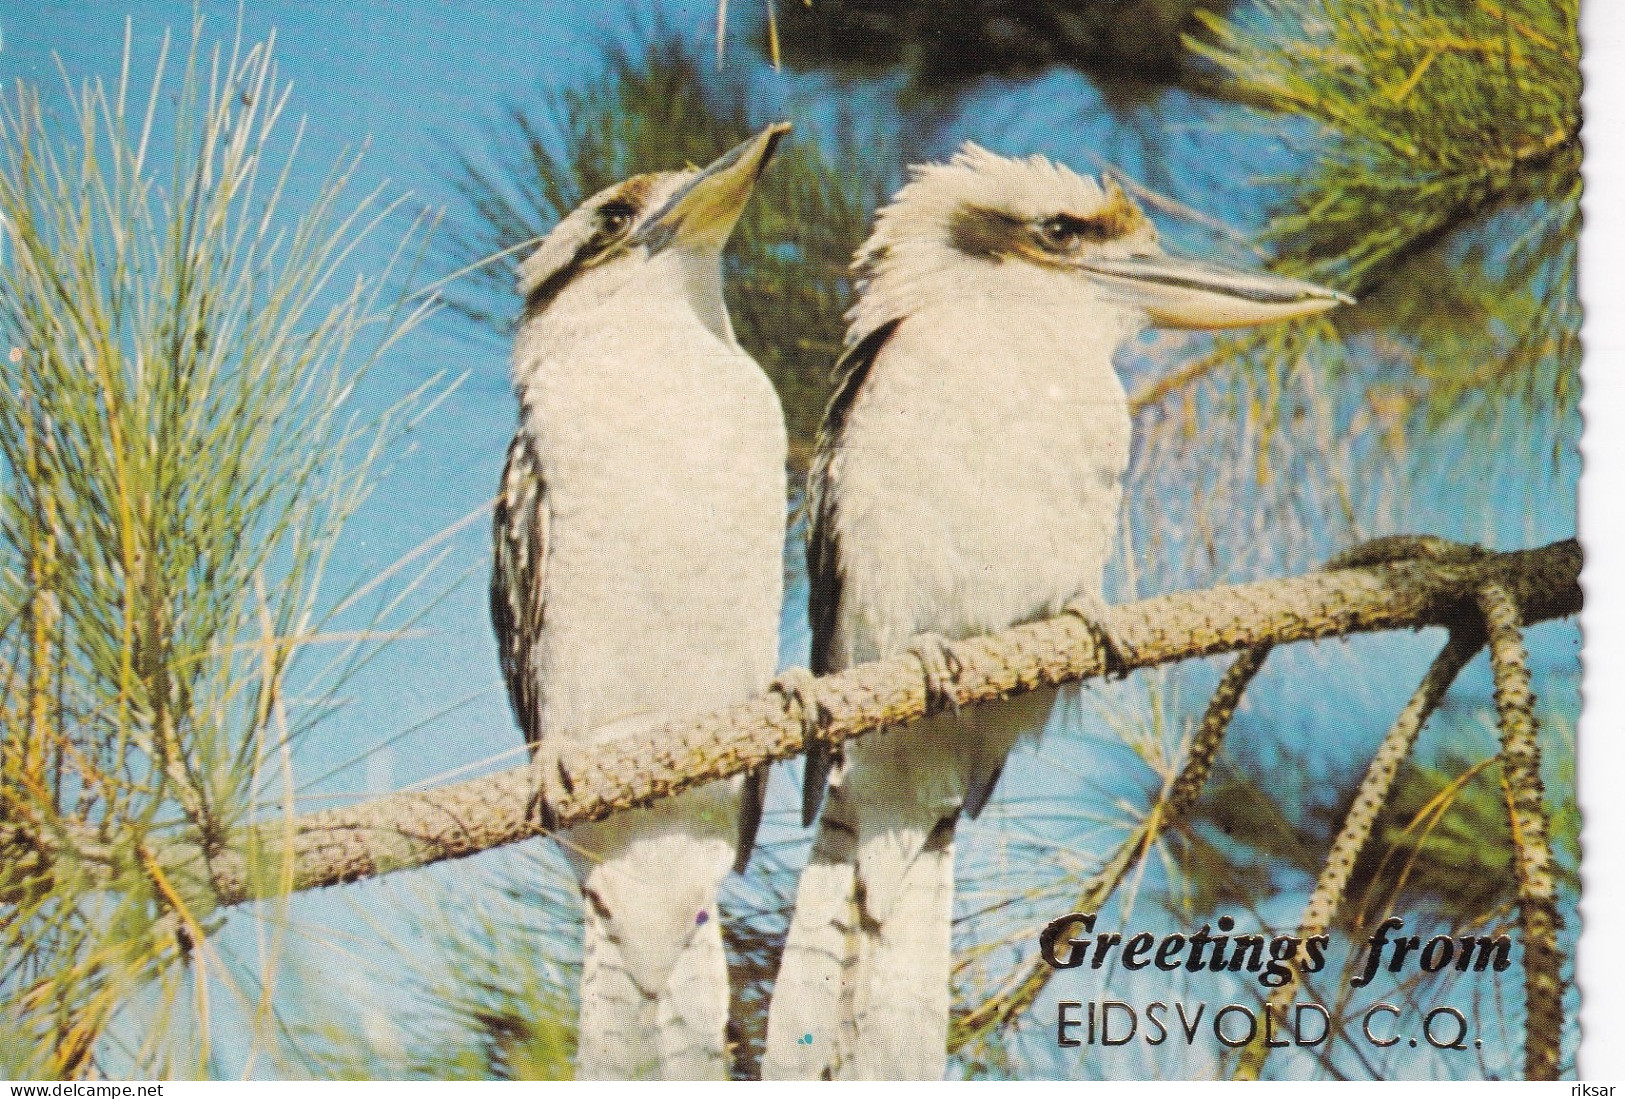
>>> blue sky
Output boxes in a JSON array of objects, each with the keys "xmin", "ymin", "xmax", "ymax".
[{"xmin": 2, "ymin": 1, "xmax": 1587, "ymax": 1079}]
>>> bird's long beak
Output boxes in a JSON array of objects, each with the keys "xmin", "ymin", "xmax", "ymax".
[
  {"xmin": 1078, "ymin": 253, "xmax": 1354, "ymax": 329},
  {"xmin": 629, "ymin": 122, "xmax": 792, "ymax": 253}
]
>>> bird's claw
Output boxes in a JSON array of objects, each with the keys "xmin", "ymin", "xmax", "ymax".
[
  {"xmin": 529, "ymin": 739, "xmax": 586, "ymax": 833},
  {"xmin": 1061, "ymin": 593, "xmax": 1130, "ymax": 679},
  {"xmin": 907, "ymin": 632, "xmax": 965, "ymax": 715},
  {"xmin": 771, "ymin": 666, "xmax": 828, "ymax": 747},
  {"xmin": 772, "ymin": 667, "xmax": 841, "ymax": 827}
]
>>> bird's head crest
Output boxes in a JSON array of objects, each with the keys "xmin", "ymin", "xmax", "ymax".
[
  {"xmin": 853, "ymin": 143, "xmax": 1158, "ymax": 285},
  {"xmin": 515, "ymin": 124, "xmax": 790, "ymax": 324},
  {"xmin": 846, "ymin": 142, "xmax": 1349, "ymax": 340},
  {"xmin": 514, "ymin": 172, "xmax": 670, "ymax": 320}
]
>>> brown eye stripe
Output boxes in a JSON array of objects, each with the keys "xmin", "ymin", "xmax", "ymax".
[
  {"xmin": 949, "ymin": 193, "xmax": 1148, "ymax": 263},
  {"xmin": 520, "ymin": 178, "xmax": 659, "ymax": 322},
  {"xmin": 1064, "ymin": 189, "xmax": 1148, "ymax": 240},
  {"xmin": 948, "ymin": 205, "xmax": 1029, "ymax": 260},
  {"xmin": 523, "ymin": 225, "xmax": 629, "ymax": 319}
]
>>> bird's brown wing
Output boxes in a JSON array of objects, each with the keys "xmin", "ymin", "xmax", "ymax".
[
  {"xmin": 801, "ymin": 318, "xmax": 902, "ymax": 826},
  {"xmin": 491, "ymin": 431, "xmax": 549, "ymax": 747}
]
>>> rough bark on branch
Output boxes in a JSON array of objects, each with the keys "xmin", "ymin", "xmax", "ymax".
[
  {"xmin": 1478, "ymin": 581, "xmax": 1564, "ymax": 1080},
  {"xmin": 115, "ymin": 537, "xmax": 1581, "ymax": 911}
]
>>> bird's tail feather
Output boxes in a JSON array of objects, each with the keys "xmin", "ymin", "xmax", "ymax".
[
  {"xmin": 569, "ymin": 795, "xmax": 735, "ymax": 1079},
  {"xmin": 734, "ymin": 763, "xmax": 770, "ymax": 873},
  {"xmin": 847, "ymin": 810, "xmax": 957, "ymax": 1080},
  {"xmin": 763, "ymin": 752, "xmax": 959, "ymax": 1080},
  {"xmin": 762, "ymin": 772, "xmax": 862, "ymax": 1079},
  {"xmin": 574, "ymin": 890, "xmax": 732, "ymax": 1078}
]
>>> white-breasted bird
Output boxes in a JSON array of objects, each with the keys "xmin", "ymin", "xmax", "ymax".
[
  {"xmin": 491, "ymin": 124, "xmax": 791, "ymax": 1080},
  {"xmin": 761, "ymin": 143, "xmax": 1350, "ymax": 1080}
]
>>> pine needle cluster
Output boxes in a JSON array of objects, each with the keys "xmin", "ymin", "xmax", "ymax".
[{"xmin": 0, "ymin": 21, "xmax": 434, "ymax": 1076}]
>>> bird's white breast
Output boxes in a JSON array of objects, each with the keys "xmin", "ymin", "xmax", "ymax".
[
  {"xmin": 830, "ymin": 272, "xmax": 1132, "ymax": 666},
  {"xmin": 514, "ymin": 260, "xmax": 787, "ymax": 745}
]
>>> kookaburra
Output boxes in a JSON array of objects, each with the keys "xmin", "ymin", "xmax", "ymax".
[
  {"xmin": 762, "ymin": 144, "xmax": 1349, "ymax": 1080},
  {"xmin": 491, "ymin": 124, "xmax": 790, "ymax": 1079}
]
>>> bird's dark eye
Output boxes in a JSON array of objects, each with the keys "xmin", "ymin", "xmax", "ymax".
[
  {"xmin": 1038, "ymin": 216, "xmax": 1084, "ymax": 251},
  {"xmin": 598, "ymin": 201, "xmax": 636, "ymax": 236}
]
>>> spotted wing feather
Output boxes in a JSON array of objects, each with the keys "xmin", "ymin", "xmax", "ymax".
[{"xmin": 492, "ymin": 432, "xmax": 549, "ymax": 747}]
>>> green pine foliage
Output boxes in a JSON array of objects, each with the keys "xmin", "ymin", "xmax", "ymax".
[
  {"xmin": 1189, "ymin": 736, "xmax": 1580, "ymax": 929},
  {"xmin": 1184, "ymin": 0, "xmax": 1580, "ymax": 452},
  {"xmin": 0, "ymin": 21, "xmax": 437, "ymax": 1076},
  {"xmin": 1191, "ymin": 0, "xmax": 1579, "ymax": 292}
]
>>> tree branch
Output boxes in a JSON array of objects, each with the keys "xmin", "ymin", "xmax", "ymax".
[
  {"xmin": 1478, "ymin": 580, "xmax": 1564, "ymax": 1080},
  {"xmin": 94, "ymin": 538, "xmax": 1581, "ymax": 913}
]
